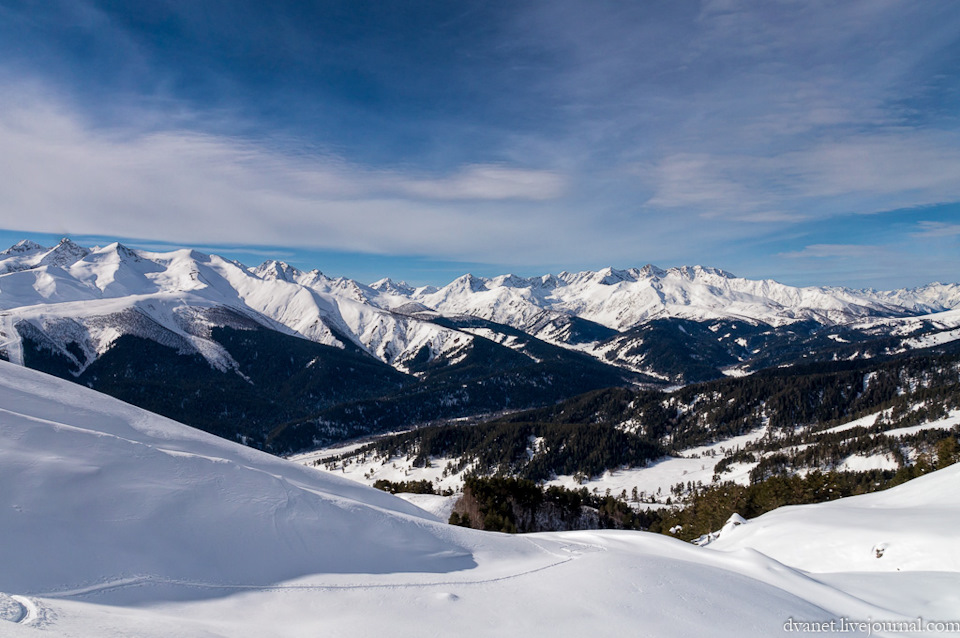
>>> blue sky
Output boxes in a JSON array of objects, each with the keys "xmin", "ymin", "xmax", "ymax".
[{"xmin": 0, "ymin": 1, "xmax": 958, "ymax": 288}]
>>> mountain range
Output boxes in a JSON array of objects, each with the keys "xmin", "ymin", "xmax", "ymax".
[{"xmin": 2, "ymin": 238, "xmax": 959, "ymax": 451}]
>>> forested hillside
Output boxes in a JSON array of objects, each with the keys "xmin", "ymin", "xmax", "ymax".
[{"xmin": 319, "ymin": 350, "xmax": 960, "ymax": 536}]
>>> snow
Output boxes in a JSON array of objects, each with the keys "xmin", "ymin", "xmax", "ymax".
[
  {"xmin": 853, "ymin": 306, "xmax": 960, "ymax": 338},
  {"xmin": 0, "ymin": 363, "xmax": 468, "ymax": 599},
  {"xmin": 883, "ymin": 410, "xmax": 960, "ymax": 437},
  {"xmin": 407, "ymin": 265, "xmax": 960, "ymax": 340},
  {"xmin": 708, "ymin": 460, "xmax": 960, "ymax": 573},
  {"xmin": 461, "ymin": 326, "xmax": 525, "ymax": 351},
  {"xmin": 720, "ymin": 366, "xmax": 752, "ymax": 377},
  {"xmin": 820, "ymin": 409, "xmax": 960, "ymax": 438},
  {"xmin": 302, "ymin": 426, "xmax": 771, "ymax": 506},
  {"xmin": 550, "ymin": 428, "xmax": 768, "ymax": 498},
  {"xmin": 394, "ymin": 493, "xmax": 459, "ymax": 521},
  {"xmin": 288, "ymin": 437, "xmax": 399, "ymax": 465},
  {"xmin": 5, "ymin": 362, "xmax": 960, "ymax": 635},
  {"xmin": 307, "ymin": 399, "xmax": 959, "ymax": 517},
  {"xmin": 0, "ymin": 312, "xmax": 24, "ymax": 365},
  {"xmin": 835, "ymin": 453, "xmax": 899, "ymax": 472},
  {"xmin": 820, "ymin": 412, "xmax": 883, "ymax": 435},
  {"xmin": 901, "ymin": 326, "xmax": 960, "ymax": 350},
  {"xmin": 3, "ymin": 241, "xmax": 960, "ymax": 633},
  {"xmin": 302, "ymin": 424, "xmax": 783, "ymax": 509},
  {"xmin": 0, "ymin": 593, "xmax": 36, "ymax": 625},
  {"xmin": 310, "ymin": 449, "xmax": 472, "ymax": 496}
]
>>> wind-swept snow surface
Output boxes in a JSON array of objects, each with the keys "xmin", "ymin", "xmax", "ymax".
[{"xmin": 1, "ymin": 361, "xmax": 957, "ymax": 636}]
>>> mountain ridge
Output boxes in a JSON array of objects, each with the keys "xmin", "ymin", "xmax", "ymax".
[
  {"xmin": 3, "ymin": 237, "xmax": 960, "ymax": 384},
  {"xmin": 2, "ymin": 238, "xmax": 959, "ymax": 451}
]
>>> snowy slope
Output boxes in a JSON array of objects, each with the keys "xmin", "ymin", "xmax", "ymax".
[
  {"xmin": 3, "ymin": 361, "xmax": 953, "ymax": 636},
  {"xmin": 851, "ymin": 307, "xmax": 960, "ymax": 349},
  {"xmin": 707, "ymin": 462, "xmax": 960, "ymax": 573},
  {"xmin": 0, "ymin": 359, "xmax": 472, "ymax": 597}
]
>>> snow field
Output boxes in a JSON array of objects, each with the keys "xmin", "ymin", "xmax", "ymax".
[{"xmin": 3, "ymin": 356, "xmax": 960, "ymax": 635}]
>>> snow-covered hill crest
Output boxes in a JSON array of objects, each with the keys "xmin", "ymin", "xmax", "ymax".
[
  {"xmin": 707, "ymin": 461, "xmax": 960, "ymax": 573},
  {"xmin": 0, "ymin": 360, "xmax": 472, "ymax": 597}
]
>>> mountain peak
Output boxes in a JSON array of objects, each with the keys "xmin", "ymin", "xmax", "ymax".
[
  {"xmin": 670, "ymin": 265, "xmax": 736, "ymax": 280},
  {"xmin": 490, "ymin": 274, "xmax": 530, "ymax": 288},
  {"xmin": 537, "ymin": 273, "xmax": 561, "ymax": 289},
  {"xmin": 450, "ymin": 273, "xmax": 489, "ymax": 293},
  {"xmin": 95, "ymin": 241, "xmax": 140, "ymax": 261},
  {"xmin": 56, "ymin": 237, "xmax": 84, "ymax": 251},
  {"xmin": 2, "ymin": 239, "xmax": 46, "ymax": 255},
  {"xmin": 638, "ymin": 264, "xmax": 667, "ymax": 278},
  {"xmin": 596, "ymin": 267, "xmax": 637, "ymax": 285},
  {"xmin": 370, "ymin": 277, "xmax": 414, "ymax": 295},
  {"xmin": 254, "ymin": 259, "xmax": 302, "ymax": 282},
  {"xmin": 38, "ymin": 237, "xmax": 91, "ymax": 268}
]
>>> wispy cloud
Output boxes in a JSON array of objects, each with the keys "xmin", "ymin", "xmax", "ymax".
[
  {"xmin": 394, "ymin": 165, "xmax": 564, "ymax": 201},
  {"xmin": 640, "ymin": 132, "xmax": 960, "ymax": 222},
  {"xmin": 912, "ymin": 221, "xmax": 960, "ymax": 238},
  {"xmin": 780, "ymin": 244, "xmax": 885, "ymax": 260}
]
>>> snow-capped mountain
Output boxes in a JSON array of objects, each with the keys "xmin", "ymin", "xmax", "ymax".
[
  {"xmin": 2, "ymin": 238, "xmax": 958, "ymax": 452},
  {"xmin": 0, "ymin": 239, "xmax": 471, "ymax": 374},
  {"xmin": 2, "ymin": 359, "xmax": 956, "ymax": 636},
  {"xmin": 406, "ymin": 264, "xmax": 960, "ymax": 339},
  {"xmin": 0, "ymin": 240, "xmax": 646, "ymax": 451},
  {"xmin": 2, "ymin": 239, "xmax": 958, "ymax": 377}
]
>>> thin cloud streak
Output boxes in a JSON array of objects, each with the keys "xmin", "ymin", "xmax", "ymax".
[
  {"xmin": 780, "ymin": 244, "xmax": 886, "ymax": 260},
  {"xmin": 912, "ymin": 222, "xmax": 960, "ymax": 238}
]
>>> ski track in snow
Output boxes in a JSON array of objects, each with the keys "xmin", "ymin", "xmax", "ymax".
[{"xmin": 37, "ymin": 537, "xmax": 578, "ymax": 600}]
